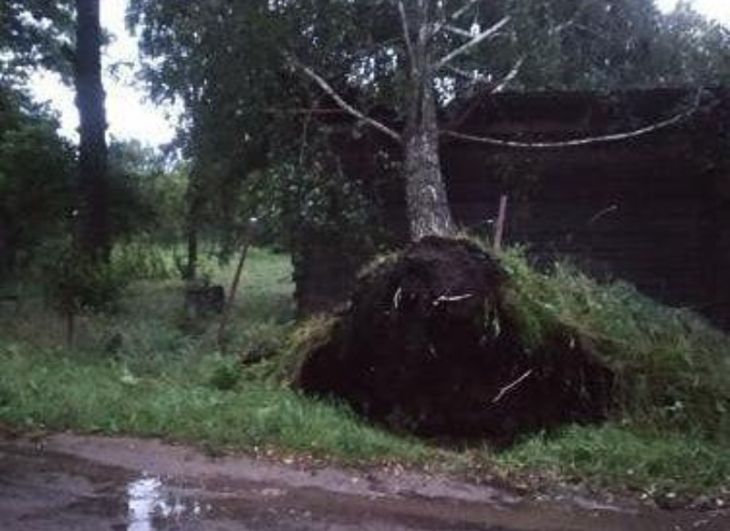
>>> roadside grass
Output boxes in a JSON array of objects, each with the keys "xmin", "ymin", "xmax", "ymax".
[
  {"xmin": 499, "ymin": 247, "xmax": 730, "ymax": 442},
  {"xmin": 0, "ymin": 342, "xmax": 426, "ymax": 462},
  {"xmin": 0, "ymin": 246, "xmax": 295, "ymax": 375},
  {"xmin": 1, "ymin": 244, "xmax": 729, "ymax": 499},
  {"xmin": 0, "ymin": 246, "xmax": 423, "ymax": 462},
  {"xmin": 501, "ymin": 424, "xmax": 730, "ymax": 496}
]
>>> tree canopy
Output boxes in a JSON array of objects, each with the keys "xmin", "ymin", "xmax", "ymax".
[
  {"xmin": 0, "ymin": 0, "xmax": 75, "ymax": 83},
  {"xmin": 0, "ymin": 87, "xmax": 75, "ymax": 277},
  {"xmin": 127, "ymin": 0, "xmax": 730, "ymax": 242}
]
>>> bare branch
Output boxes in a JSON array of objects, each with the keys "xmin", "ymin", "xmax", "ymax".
[
  {"xmin": 445, "ymin": 64, "xmax": 479, "ymax": 80},
  {"xmin": 449, "ymin": 0, "xmax": 482, "ymax": 22},
  {"xmin": 443, "ymin": 24, "xmax": 473, "ymax": 39},
  {"xmin": 265, "ymin": 107, "xmax": 346, "ymax": 116},
  {"xmin": 435, "ymin": 17, "xmax": 510, "ymax": 70},
  {"xmin": 287, "ymin": 55, "xmax": 402, "ymax": 144},
  {"xmin": 490, "ymin": 57, "xmax": 524, "ymax": 94},
  {"xmin": 442, "ymin": 95, "xmax": 701, "ymax": 149},
  {"xmin": 431, "ymin": 0, "xmax": 481, "ymax": 39},
  {"xmin": 551, "ymin": 0, "xmax": 603, "ymax": 36},
  {"xmin": 445, "ymin": 57, "xmax": 522, "ymax": 94}
]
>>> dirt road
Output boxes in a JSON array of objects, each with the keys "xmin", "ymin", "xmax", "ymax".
[{"xmin": 0, "ymin": 433, "xmax": 727, "ymax": 530}]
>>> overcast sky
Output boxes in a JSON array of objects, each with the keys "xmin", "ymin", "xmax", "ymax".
[
  {"xmin": 26, "ymin": 0, "xmax": 730, "ymax": 148},
  {"xmin": 657, "ymin": 0, "xmax": 730, "ymax": 21},
  {"xmin": 28, "ymin": 0, "xmax": 177, "ymax": 147}
]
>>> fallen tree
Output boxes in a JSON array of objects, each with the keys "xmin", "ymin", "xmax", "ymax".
[{"xmin": 295, "ymin": 237, "xmax": 614, "ymax": 444}]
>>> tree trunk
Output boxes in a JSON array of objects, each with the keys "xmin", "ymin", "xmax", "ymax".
[
  {"xmin": 186, "ymin": 222, "xmax": 198, "ymax": 281},
  {"xmin": 184, "ymin": 170, "xmax": 202, "ymax": 281},
  {"xmin": 402, "ymin": 1, "xmax": 456, "ymax": 241},
  {"xmin": 403, "ymin": 87, "xmax": 455, "ymax": 240},
  {"xmin": 74, "ymin": 0, "xmax": 109, "ymax": 262}
]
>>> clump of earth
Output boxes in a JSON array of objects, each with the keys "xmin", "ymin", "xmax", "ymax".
[{"xmin": 296, "ymin": 237, "xmax": 614, "ymax": 444}]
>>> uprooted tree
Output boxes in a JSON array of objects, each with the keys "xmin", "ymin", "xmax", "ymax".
[
  {"xmin": 295, "ymin": 237, "xmax": 615, "ymax": 442},
  {"xmin": 280, "ymin": 1, "xmax": 712, "ymax": 439},
  {"xmin": 129, "ymin": 0, "xmax": 727, "ymax": 245},
  {"xmin": 289, "ymin": 0, "xmax": 708, "ymax": 240},
  {"xmin": 127, "ymin": 0, "xmax": 728, "ymax": 440}
]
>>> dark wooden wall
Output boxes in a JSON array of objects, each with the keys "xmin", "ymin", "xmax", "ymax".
[{"xmin": 295, "ymin": 89, "xmax": 730, "ymax": 328}]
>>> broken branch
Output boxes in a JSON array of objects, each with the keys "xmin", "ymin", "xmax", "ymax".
[
  {"xmin": 443, "ymin": 24, "xmax": 473, "ymax": 39},
  {"xmin": 492, "ymin": 369, "xmax": 533, "ymax": 404},
  {"xmin": 442, "ymin": 94, "xmax": 701, "ymax": 149},
  {"xmin": 449, "ymin": 0, "xmax": 482, "ymax": 22},
  {"xmin": 490, "ymin": 57, "xmax": 524, "ymax": 94},
  {"xmin": 435, "ymin": 17, "xmax": 510, "ymax": 70},
  {"xmin": 287, "ymin": 55, "xmax": 402, "ymax": 144}
]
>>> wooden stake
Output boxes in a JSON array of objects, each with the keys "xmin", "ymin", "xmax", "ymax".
[
  {"xmin": 217, "ymin": 221, "xmax": 255, "ymax": 350},
  {"xmin": 493, "ymin": 194, "xmax": 508, "ymax": 252}
]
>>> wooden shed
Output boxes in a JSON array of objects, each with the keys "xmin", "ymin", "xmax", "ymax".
[{"xmin": 294, "ymin": 88, "xmax": 730, "ymax": 329}]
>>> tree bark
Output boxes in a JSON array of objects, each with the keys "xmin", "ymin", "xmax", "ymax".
[
  {"xmin": 402, "ymin": 1, "xmax": 456, "ymax": 241},
  {"xmin": 184, "ymin": 169, "xmax": 202, "ymax": 281},
  {"xmin": 403, "ymin": 86, "xmax": 455, "ymax": 240},
  {"xmin": 74, "ymin": 0, "xmax": 109, "ymax": 262},
  {"xmin": 186, "ymin": 221, "xmax": 198, "ymax": 281}
]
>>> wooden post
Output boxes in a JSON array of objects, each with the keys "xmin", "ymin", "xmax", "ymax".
[
  {"xmin": 217, "ymin": 219, "xmax": 256, "ymax": 350},
  {"xmin": 493, "ymin": 194, "xmax": 508, "ymax": 252},
  {"xmin": 66, "ymin": 311, "xmax": 75, "ymax": 349}
]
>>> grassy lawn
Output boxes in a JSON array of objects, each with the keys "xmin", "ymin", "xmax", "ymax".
[{"xmin": 1, "ymin": 246, "xmax": 729, "ymax": 501}]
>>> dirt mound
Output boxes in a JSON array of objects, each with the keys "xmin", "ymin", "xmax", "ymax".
[{"xmin": 296, "ymin": 237, "xmax": 614, "ymax": 443}]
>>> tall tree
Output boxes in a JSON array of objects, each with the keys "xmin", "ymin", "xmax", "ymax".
[
  {"xmin": 399, "ymin": 1, "xmax": 459, "ymax": 237},
  {"xmin": 0, "ymin": 0, "xmax": 74, "ymax": 84},
  {"xmin": 74, "ymin": 0, "xmax": 109, "ymax": 260},
  {"xmin": 285, "ymin": 0, "xmax": 680, "ymax": 238},
  {"xmin": 0, "ymin": 88, "xmax": 75, "ymax": 279},
  {"xmin": 130, "ymin": 0, "xmax": 729, "ymax": 242}
]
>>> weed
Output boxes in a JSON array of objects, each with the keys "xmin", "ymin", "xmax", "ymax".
[
  {"xmin": 500, "ymin": 424, "xmax": 730, "ymax": 494},
  {"xmin": 1, "ymin": 243, "xmax": 729, "ymax": 497},
  {"xmin": 244, "ymin": 315, "xmax": 338, "ymax": 384},
  {"xmin": 207, "ymin": 357, "xmax": 242, "ymax": 391},
  {"xmin": 111, "ymin": 241, "xmax": 178, "ymax": 281},
  {"xmin": 0, "ymin": 341, "xmax": 426, "ymax": 462},
  {"xmin": 499, "ymin": 248, "xmax": 730, "ymax": 442}
]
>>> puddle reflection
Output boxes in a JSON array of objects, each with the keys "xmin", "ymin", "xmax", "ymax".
[{"xmin": 126, "ymin": 475, "xmax": 187, "ymax": 530}]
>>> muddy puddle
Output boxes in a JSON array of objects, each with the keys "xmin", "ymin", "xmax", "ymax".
[{"xmin": 0, "ymin": 433, "xmax": 727, "ymax": 530}]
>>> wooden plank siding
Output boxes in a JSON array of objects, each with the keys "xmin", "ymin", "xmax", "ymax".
[{"xmin": 295, "ymin": 88, "xmax": 730, "ymax": 328}]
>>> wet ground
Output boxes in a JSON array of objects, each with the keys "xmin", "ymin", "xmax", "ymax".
[{"xmin": 0, "ymin": 433, "xmax": 728, "ymax": 530}]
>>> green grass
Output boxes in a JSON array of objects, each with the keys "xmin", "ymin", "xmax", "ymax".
[
  {"xmin": 499, "ymin": 247, "xmax": 730, "ymax": 442},
  {"xmin": 0, "ymin": 246, "xmax": 423, "ymax": 461},
  {"xmin": 502, "ymin": 424, "xmax": 730, "ymax": 495},
  {"xmin": 0, "ymin": 342, "xmax": 425, "ymax": 462},
  {"xmin": 1, "ymin": 244, "xmax": 729, "ymax": 500},
  {"xmin": 0, "ymin": 246, "xmax": 295, "ymax": 373}
]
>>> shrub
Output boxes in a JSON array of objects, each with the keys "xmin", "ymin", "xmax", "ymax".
[
  {"xmin": 111, "ymin": 241, "xmax": 176, "ymax": 281},
  {"xmin": 208, "ymin": 358, "xmax": 242, "ymax": 391},
  {"xmin": 46, "ymin": 248, "xmax": 128, "ymax": 316}
]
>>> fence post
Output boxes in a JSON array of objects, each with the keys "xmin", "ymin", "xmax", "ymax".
[{"xmin": 493, "ymin": 194, "xmax": 508, "ymax": 252}]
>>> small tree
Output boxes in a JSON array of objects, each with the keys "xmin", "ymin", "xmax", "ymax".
[
  {"xmin": 0, "ymin": 88, "xmax": 75, "ymax": 281},
  {"xmin": 45, "ymin": 245, "xmax": 126, "ymax": 347}
]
